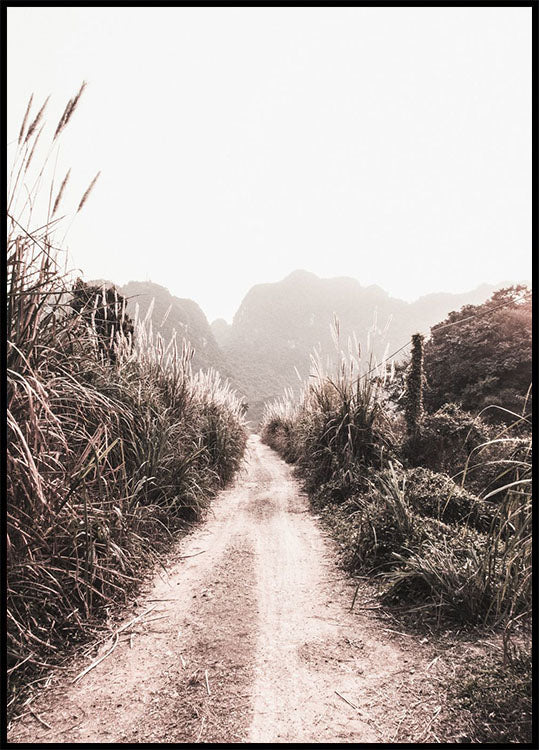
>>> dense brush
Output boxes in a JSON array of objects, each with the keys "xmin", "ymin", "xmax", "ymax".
[
  {"xmin": 261, "ymin": 325, "xmax": 531, "ymax": 630},
  {"xmin": 7, "ymin": 88, "xmax": 247, "ymax": 711}
]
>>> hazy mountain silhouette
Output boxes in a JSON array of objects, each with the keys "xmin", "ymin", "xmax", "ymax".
[
  {"xmin": 88, "ymin": 272, "xmax": 527, "ymax": 426},
  {"xmin": 211, "ymin": 318, "xmax": 232, "ymax": 348},
  {"xmin": 219, "ymin": 271, "xmax": 522, "ymax": 423},
  {"xmin": 89, "ymin": 280, "xmax": 229, "ymax": 375},
  {"xmin": 123, "ymin": 281, "xmax": 232, "ymax": 374}
]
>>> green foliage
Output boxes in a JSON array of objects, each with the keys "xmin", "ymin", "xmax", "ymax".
[{"xmin": 423, "ymin": 286, "xmax": 532, "ymax": 421}]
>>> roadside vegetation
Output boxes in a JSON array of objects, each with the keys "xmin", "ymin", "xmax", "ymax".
[
  {"xmin": 261, "ymin": 302, "xmax": 532, "ymax": 743},
  {"xmin": 7, "ymin": 88, "xmax": 247, "ymax": 714}
]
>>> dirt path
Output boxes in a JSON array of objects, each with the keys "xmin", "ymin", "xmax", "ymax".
[{"xmin": 9, "ymin": 435, "xmax": 447, "ymax": 744}]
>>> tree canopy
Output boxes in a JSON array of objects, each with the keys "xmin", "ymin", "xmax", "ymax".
[{"xmin": 423, "ymin": 285, "xmax": 532, "ymax": 421}]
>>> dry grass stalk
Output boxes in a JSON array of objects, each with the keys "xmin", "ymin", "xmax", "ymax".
[
  {"xmin": 18, "ymin": 93, "xmax": 34, "ymax": 145},
  {"xmin": 77, "ymin": 171, "xmax": 101, "ymax": 213},
  {"xmin": 24, "ymin": 95, "xmax": 50, "ymax": 144},
  {"xmin": 52, "ymin": 169, "xmax": 70, "ymax": 217},
  {"xmin": 54, "ymin": 81, "xmax": 86, "ymax": 140}
]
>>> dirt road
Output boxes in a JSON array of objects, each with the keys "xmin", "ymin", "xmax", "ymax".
[{"xmin": 9, "ymin": 435, "xmax": 446, "ymax": 743}]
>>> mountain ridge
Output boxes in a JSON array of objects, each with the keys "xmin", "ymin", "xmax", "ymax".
[
  {"xmin": 86, "ymin": 271, "xmax": 530, "ymax": 425},
  {"xmin": 220, "ymin": 272, "xmax": 529, "ymax": 423}
]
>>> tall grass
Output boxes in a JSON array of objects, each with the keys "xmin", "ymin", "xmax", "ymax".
[
  {"xmin": 263, "ymin": 322, "xmax": 396, "ymax": 494},
  {"xmin": 262, "ymin": 325, "xmax": 532, "ymax": 630},
  {"xmin": 470, "ymin": 407, "xmax": 532, "ymax": 628},
  {"xmin": 7, "ymin": 89, "xmax": 247, "ymax": 710},
  {"xmin": 386, "ymin": 405, "xmax": 532, "ymax": 628}
]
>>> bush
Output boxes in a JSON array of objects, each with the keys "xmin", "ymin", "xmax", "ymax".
[
  {"xmin": 403, "ymin": 467, "xmax": 495, "ymax": 533},
  {"xmin": 461, "ymin": 432, "xmax": 532, "ymax": 500},
  {"xmin": 262, "ymin": 416, "xmax": 298, "ymax": 463},
  {"xmin": 312, "ymin": 462, "xmax": 528, "ymax": 625},
  {"xmin": 300, "ymin": 376, "xmax": 395, "ymax": 492},
  {"xmin": 261, "ymin": 316, "xmax": 531, "ymax": 631},
  {"xmin": 262, "ymin": 341, "xmax": 397, "ymax": 497},
  {"xmin": 377, "ymin": 466, "xmax": 530, "ymax": 624},
  {"xmin": 379, "ymin": 529, "xmax": 492, "ymax": 623},
  {"xmin": 310, "ymin": 467, "xmax": 365, "ymax": 509},
  {"xmin": 403, "ymin": 403, "xmax": 491, "ymax": 478}
]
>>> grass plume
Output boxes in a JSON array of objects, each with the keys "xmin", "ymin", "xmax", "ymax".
[
  {"xmin": 52, "ymin": 168, "xmax": 70, "ymax": 216},
  {"xmin": 77, "ymin": 170, "xmax": 101, "ymax": 213},
  {"xmin": 7, "ymin": 86, "xmax": 247, "ymax": 716}
]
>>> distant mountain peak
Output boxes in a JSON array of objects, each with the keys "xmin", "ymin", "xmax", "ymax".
[
  {"xmin": 211, "ymin": 318, "xmax": 232, "ymax": 348},
  {"xmin": 283, "ymin": 269, "xmax": 319, "ymax": 283}
]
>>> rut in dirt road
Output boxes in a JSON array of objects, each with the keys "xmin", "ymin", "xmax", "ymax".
[{"xmin": 9, "ymin": 435, "xmax": 446, "ymax": 744}]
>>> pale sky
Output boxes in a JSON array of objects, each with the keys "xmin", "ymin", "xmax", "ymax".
[{"xmin": 7, "ymin": 7, "xmax": 532, "ymax": 323}]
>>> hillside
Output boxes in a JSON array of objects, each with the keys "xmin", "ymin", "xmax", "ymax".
[
  {"xmin": 211, "ymin": 318, "xmax": 233, "ymax": 348},
  {"xmin": 121, "ymin": 281, "xmax": 228, "ymax": 373},
  {"xmin": 90, "ymin": 280, "xmax": 231, "ymax": 376},
  {"xmin": 220, "ymin": 271, "xmax": 513, "ymax": 424},
  {"xmin": 89, "ymin": 273, "xmax": 524, "ymax": 427}
]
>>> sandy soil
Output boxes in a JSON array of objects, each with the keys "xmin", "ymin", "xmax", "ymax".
[{"xmin": 8, "ymin": 435, "xmax": 449, "ymax": 744}]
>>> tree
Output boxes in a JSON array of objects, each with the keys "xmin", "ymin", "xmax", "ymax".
[
  {"xmin": 423, "ymin": 286, "xmax": 532, "ymax": 422},
  {"xmin": 70, "ymin": 279, "xmax": 134, "ymax": 362}
]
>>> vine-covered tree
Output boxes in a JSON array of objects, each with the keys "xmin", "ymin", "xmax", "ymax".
[
  {"xmin": 404, "ymin": 333, "xmax": 424, "ymax": 436},
  {"xmin": 423, "ymin": 285, "xmax": 532, "ymax": 421}
]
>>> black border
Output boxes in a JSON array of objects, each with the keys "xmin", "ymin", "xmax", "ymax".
[{"xmin": 1, "ymin": 3, "xmax": 536, "ymax": 748}]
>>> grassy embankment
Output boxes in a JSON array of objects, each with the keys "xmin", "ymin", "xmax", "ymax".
[
  {"xmin": 7, "ymin": 88, "xmax": 247, "ymax": 715},
  {"xmin": 261, "ymin": 323, "xmax": 531, "ymax": 744}
]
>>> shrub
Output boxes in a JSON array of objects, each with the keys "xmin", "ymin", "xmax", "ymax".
[
  {"xmin": 261, "ymin": 308, "xmax": 531, "ymax": 632},
  {"xmin": 309, "ymin": 467, "xmax": 365, "ymax": 509},
  {"xmin": 262, "ymin": 334, "xmax": 397, "ymax": 496},
  {"xmin": 403, "ymin": 467, "xmax": 495, "ymax": 533},
  {"xmin": 380, "ymin": 530, "xmax": 491, "ymax": 623},
  {"xmin": 460, "ymin": 430, "xmax": 532, "ymax": 501},
  {"xmin": 312, "ymin": 460, "xmax": 529, "ymax": 626},
  {"xmin": 403, "ymin": 403, "xmax": 491, "ymax": 478},
  {"xmin": 315, "ymin": 483, "xmax": 488, "ymax": 623},
  {"xmin": 262, "ymin": 416, "xmax": 298, "ymax": 463}
]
